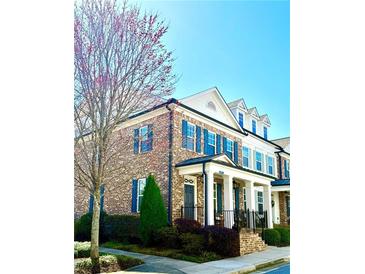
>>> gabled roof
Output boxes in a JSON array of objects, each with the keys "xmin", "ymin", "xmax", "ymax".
[
  {"xmin": 179, "ymin": 87, "xmax": 245, "ymax": 132},
  {"xmin": 175, "ymin": 153, "xmax": 236, "ymax": 168},
  {"xmin": 260, "ymin": 114, "xmax": 271, "ymax": 125},
  {"xmin": 228, "ymin": 98, "xmax": 248, "ymax": 112},
  {"xmin": 248, "ymin": 107, "xmax": 260, "ymax": 119}
]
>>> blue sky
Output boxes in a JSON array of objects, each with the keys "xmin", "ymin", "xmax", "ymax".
[{"xmin": 133, "ymin": 0, "xmax": 289, "ymax": 139}]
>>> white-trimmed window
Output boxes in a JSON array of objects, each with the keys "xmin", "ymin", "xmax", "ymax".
[
  {"xmin": 137, "ymin": 178, "xmax": 146, "ymax": 212},
  {"xmin": 226, "ymin": 138, "xmax": 233, "ymax": 159},
  {"xmin": 263, "ymin": 126, "xmax": 268, "ymax": 140},
  {"xmin": 284, "ymin": 159, "xmax": 290, "ymax": 178},
  {"xmin": 213, "ymin": 183, "xmax": 218, "ymax": 211},
  {"xmin": 139, "ymin": 126, "xmax": 149, "ymax": 152},
  {"xmin": 186, "ymin": 122, "xmax": 195, "ymax": 151},
  {"xmin": 242, "ymin": 146, "xmax": 250, "ymax": 168},
  {"xmin": 252, "ymin": 120, "xmax": 257, "ymax": 134},
  {"xmin": 255, "ymin": 151, "xmax": 263, "ymax": 171},
  {"xmin": 267, "ymin": 156, "xmax": 274, "ymax": 175},
  {"xmin": 238, "ymin": 112, "xmax": 244, "ymax": 128},
  {"xmin": 207, "ymin": 131, "xmax": 216, "ymax": 154},
  {"xmin": 257, "ymin": 191, "xmax": 264, "ymax": 214}
]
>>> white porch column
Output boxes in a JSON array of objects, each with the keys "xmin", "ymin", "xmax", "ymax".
[
  {"xmin": 263, "ymin": 185, "xmax": 273, "ymax": 228},
  {"xmin": 245, "ymin": 181, "xmax": 255, "ymax": 228},
  {"xmin": 206, "ymin": 170, "xmax": 215, "ymax": 226},
  {"xmin": 245, "ymin": 181, "xmax": 255, "ymax": 211},
  {"xmin": 223, "ymin": 174, "xmax": 234, "ymax": 228}
]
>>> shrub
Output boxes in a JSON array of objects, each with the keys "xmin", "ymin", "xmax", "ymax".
[
  {"xmin": 263, "ymin": 229, "xmax": 281, "ymax": 246},
  {"xmin": 74, "ymin": 254, "xmax": 143, "ymax": 274},
  {"xmin": 154, "ymin": 226, "xmax": 180, "ymax": 249},
  {"xmin": 139, "ymin": 175, "xmax": 168, "ymax": 246},
  {"xmin": 74, "ymin": 241, "xmax": 91, "ymax": 258},
  {"xmin": 103, "ymin": 215, "xmax": 140, "ymax": 243},
  {"xmin": 274, "ymin": 227, "xmax": 290, "ymax": 246},
  {"xmin": 74, "ymin": 211, "xmax": 108, "ymax": 242},
  {"xmin": 174, "ymin": 218, "xmax": 202, "ymax": 234},
  {"xmin": 201, "ymin": 226, "xmax": 239, "ymax": 257},
  {"xmin": 180, "ymin": 233, "xmax": 205, "ymax": 255}
]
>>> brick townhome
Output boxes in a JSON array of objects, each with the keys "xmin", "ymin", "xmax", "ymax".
[
  {"xmin": 271, "ymin": 137, "xmax": 290, "ymax": 226},
  {"xmin": 74, "ymin": 87, "xmax": 290, "ymax": 230}
]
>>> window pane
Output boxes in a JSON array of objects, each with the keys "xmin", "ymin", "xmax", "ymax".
[
  {"xmin": 140, "ymin": 126, "xmax": 148, "ymax": 141},
  {"xmin": 208, "ymin": 131, "xmax": 215, "ymax": 146}
]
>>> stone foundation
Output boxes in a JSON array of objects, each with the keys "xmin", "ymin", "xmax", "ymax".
[{"xmin": 238, "ymin": 229, "xmax": 267, "ymax": 255}]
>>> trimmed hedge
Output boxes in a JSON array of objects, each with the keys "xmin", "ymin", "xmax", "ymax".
[
  {"xmin": 103, "ymin": 215, "xmax": 140, "ymax": 243},
  {"xmin": 180, "ymin": 233, "xmax": 205, "ymax": 255},
  {"xmin": 74, "ymin": 211, "xmax": 108, "ymax": 242},
  {"xmin": 263, "ymin": 229, "xmax": 281, "ymax": 246},
  {"xmin": 274, "ymin": 227, "xmax": 290, "ymax": 246},
  {"xmin": 139, "ymin": 175, "xmax": 168, "ymax": 246},
  {"xmin": 174, "ymin": 218, "xmax": 202, "ymax": 234},
  {"xmin": 201, "ymin": 226, "xmax": 239, "ymax": 257},
  {"xmin": 74, "ymin": 241, "xmax": 91, "ymax": 258},
  {"xmin": 154, "ymin": 226, "xmax": 180, "ymax": 249}
]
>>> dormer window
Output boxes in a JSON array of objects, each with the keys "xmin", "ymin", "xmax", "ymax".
[
  {"xmin": 252, "ymin": 120, "xmax": 257, "ymax": 134},
  {"xmin": 263, "ymin": 126, "xmax": 268, "ymax": 139},
  {"xmin": 238, "ymin": 113, "xmax": 244, "ymax": 128}
]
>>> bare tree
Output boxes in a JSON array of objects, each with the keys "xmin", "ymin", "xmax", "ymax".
[{"xmin": 74, "ymin": 0, "xmax": 176, "ymax": 268}]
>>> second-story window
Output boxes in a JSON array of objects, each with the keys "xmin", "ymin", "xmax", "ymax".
[
  {"xmin": 252, "ymin": 120, "xmax": 257, "ymax": 134},
  {"xmin": 186, "ymin": 122, "xmax": 195, "ymax": 151},
  {"xmin": 242, "ymin": 146, "xmax": 250, "ymax": 168},
  {"xmin": 239, "ymin": 113, "xmax": 244, "ymax": 128},
  {"xmin": 255, "ymin": 151, "xmax": 263, "ymax": 171},
  {"xmin": 226, "ymin": 138, "xmax": 233, "ymax": 159},
  {"xmin": 207, "ymin": 131, "xmax": 216, "ymax": 155},
  {"xmin": 134, "ymin": 125, "xmax": 153, "ymax": 154},
  {"xmin": 267, "ymin": 156, "xmax": 274, "ymax": 175},
  {"xmin": 140, "ymin": 126, "xmax": 149, "ymax": 152},
  {"xmin": 263, "ymin": 126, "xmax": 268, "ymax": 140},
  {"xmin": 284, "ymin": 159, "xmax": 290, "ymax": 178}
]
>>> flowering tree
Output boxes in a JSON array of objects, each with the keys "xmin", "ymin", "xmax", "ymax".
[{"xmin": 74, "ymin": 0, "xmax": 176, "ymax": 268}]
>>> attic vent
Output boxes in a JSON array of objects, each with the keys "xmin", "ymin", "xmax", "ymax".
[{"xmin": 207, "ymin": 101, "xmax": 216, "ymax": 111}]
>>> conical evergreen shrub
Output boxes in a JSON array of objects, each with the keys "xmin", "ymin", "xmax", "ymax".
[{"xmin": 139, "ymin": 175, "xmax": 168, "ymax": 246}]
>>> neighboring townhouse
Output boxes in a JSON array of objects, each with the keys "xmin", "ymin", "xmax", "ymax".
[
  {"xmin": 270, "ymin": 137, "xmax": 290, "ymax": 225},
  {"xmin": 74, "ymin": 87, "xmax": 289, "ymax": 230}
]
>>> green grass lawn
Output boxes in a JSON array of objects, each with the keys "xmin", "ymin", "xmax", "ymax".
[{"xmin": 101, "ymin": 241, "xmax": 222, "ymax": 263}]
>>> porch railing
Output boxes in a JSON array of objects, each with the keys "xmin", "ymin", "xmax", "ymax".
[{"xmin": 180, "ymin": 206, "xmax": 268, "ymax": 234}]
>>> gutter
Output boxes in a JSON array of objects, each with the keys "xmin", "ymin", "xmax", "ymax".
[{"xmin": 166, "ymin": 103, "xmax": 174, "ymax": 224}]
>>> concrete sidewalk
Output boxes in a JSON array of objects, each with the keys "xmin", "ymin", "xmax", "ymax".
[{"xmin": 100, "ymin": 246, "xmax": 290, "ymax": 274}]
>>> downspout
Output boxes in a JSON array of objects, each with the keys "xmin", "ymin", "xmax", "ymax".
[
  {"xmin": 277, "ymin": 152, "xmax": 283, "ymax": 180},
  {"xmin": 202, "ymin": 162, "xmax": 208, "ymax": 227},
  {"xmin": 166, "ymin": 104, "xmax": 173, "ymax": 224}
]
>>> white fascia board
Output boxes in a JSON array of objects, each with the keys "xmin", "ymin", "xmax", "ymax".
[{"xmin": 271, "ymin": 185, "xmax": 290, "ymax": 192}]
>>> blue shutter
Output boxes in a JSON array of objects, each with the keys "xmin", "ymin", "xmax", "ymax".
[
  {"xmin": 196, "ymin": 126, "xmax": 201, "ymax": 153},
  {"xmin": 182, "ymin": 120, "xmax": 188, "ymax": 148},
  {"xmin": 223, "ymin": 137, "xmax": 227, "ymax": 154},
  {"xmin": 234, "ymin": 141, "xmax": 238, "ymax": 164},
  {"xmin": 235, "ymin": 187, "xmax": 240, "ymax": 210},
  {"xmin": 217, "ymin": 183, "xmax": 222, "ymax": 213},
  {"xmin": 133, "ymin": 128, "xmax": 139, "ymax": 154},
  {"xmin": 216, "ymin": 134, "xmax": 221, "ymax": 154},
  {"xmin": 88, "ymin": 193, "xmax": 94, "ymax": 213},
  {"xmin": 147, "ymin": 124, "xmax": 153, "ymax": 151},
  {"xmin": 131, "ymin": 179, "xmax": 138, "ymax": 213},
  {"xmin": 100, "ymin": 185, "xmax": 105, "ymax": 212},
  {"xmin": 203, "ymin": 129, "xmax": 208, "ymax": 154}
]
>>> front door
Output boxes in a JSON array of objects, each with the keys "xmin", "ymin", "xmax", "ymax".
[{"xmin": 184, "ymin": 184, "xmax": 195, "ymax": 219}]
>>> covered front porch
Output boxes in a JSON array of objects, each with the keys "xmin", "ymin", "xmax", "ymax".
[{"xmin": 175, "ymin": 154, "xmax": 274, "ymax": 230}]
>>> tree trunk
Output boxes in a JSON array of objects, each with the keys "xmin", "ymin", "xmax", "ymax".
[{"xmin": 90, "ymin": 187, "xmax": 100, "ymax": 273}]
